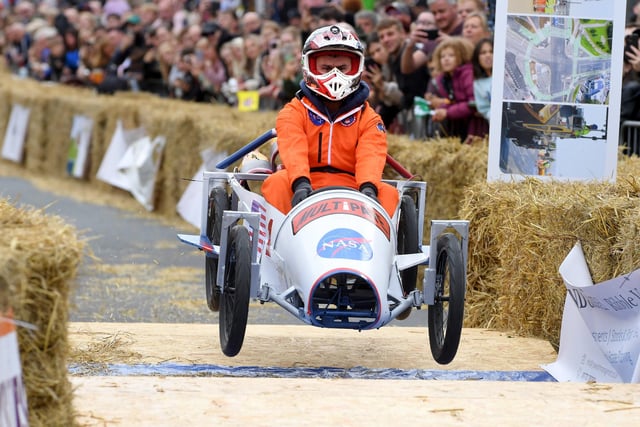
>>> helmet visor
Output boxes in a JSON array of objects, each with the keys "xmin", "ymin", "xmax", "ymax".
[{"xmin": 308, "ymin": 51, "xmax": 362, "ymax": 76}]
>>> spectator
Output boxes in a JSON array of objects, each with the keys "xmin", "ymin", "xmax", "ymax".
[
  {"xmin": 472, "ymin": 37, "xmax": 492, "ymax": 122},
  {"xmin": 425, "ymin": 36, "xmax": 486, "ymax": 142},
  {"xmin": 241, "ymin": 11, "xmax": 263, "ymax": 36},
  {"xmin": 457, "ymin": 0, "xmax": 485, "ymax": 22},
  {"xmin": 4, "ymin": 22, "xmax": 31, "ymax": 75},
  {"xmin": 429, "ymin": 0, "xmax": 463, "ymax": 36},
  {"xmin": 361, "ymin": 32, "xmax": 403, "ymax": 118},
  {"xmin": 376, "ymin": 17, "xmax": 429, "ymax": 134},
  {"xmin": 172, "ymin": 47, "xmax": 205, "ymax": 101},
  {"xmin": 400, "ymin": 0, "xmax": 463, "ymax": 75},
  {"xmin": 400, "ymin": 9, "xmax": 437, "ymax": 74},
  {"xmin": 354, "ymin": 9, "xmax": 379, "ymax": 39},
  {"xmin": 384, "ymin": 1, "xmax": 413, "ymax": 33},
  {"xmin": 461, "ymin": 11, "xmax": 491, "ymax": 46}
]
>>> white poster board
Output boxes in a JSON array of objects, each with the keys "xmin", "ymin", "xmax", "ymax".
[
  {"xmin": 1, "ymin": 104, "xmax": 30, "ymax": 163},
  {"xmin": 487, "ymin": 0, "xmax": 625, "ymax": 181},
  {"xmin": 542, "ymin": 242, "xmax": 640, "ymax": 383},
  {"xmin": 96, "ymin": 120, "xmax": 146, "ymax": 190},
  {"xmin": 67, "ymin": 115, "xmax": 94, "ymax": 178},
  {"xmin": 117, "ymin": 135, "xmax": 166, "ymax": 211},
  {"xmin": 176, "ymin": 149, "xmax": 229, "ymax": 229},
  {"xmin": 0, "ymin": 315, "xmax": 30, "ymax": 426}
]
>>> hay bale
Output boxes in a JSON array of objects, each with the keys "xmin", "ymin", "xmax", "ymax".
[
  {"xmin": 460, "ymin": 155, "xmax": 640, "ymax": 348},
  {"xmin": 0, "ymin": 198, "xmax": 84, "ymax": 427}
]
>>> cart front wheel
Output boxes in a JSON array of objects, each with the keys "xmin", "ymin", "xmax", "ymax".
[
  {"xmin": 219, "ymin": 225, "xmax": 251, "ymax": 357},
  {"xmin": 428, "ymin": 233, "xmax": 465, "ymax": 364}
]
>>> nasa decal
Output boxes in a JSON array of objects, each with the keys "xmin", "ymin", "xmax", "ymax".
[
  {"xmin": 340, "ymin": 114, "xmax": 356, "ymax": 127},
  {"xmin": 376, "ymin": 122, "xmax": 386, "ymax": 133},
  {"xmin": 317, "ymin": 228, "xmax": 372, "ymax": 261},
  {"xmin": 308, "ymin": 110, "xmax": 325, "ymax": 126}
]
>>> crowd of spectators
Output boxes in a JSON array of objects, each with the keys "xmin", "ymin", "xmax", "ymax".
[{"xmin": 0, "ymin": 0, "xmax": 498, "ymax": 140}]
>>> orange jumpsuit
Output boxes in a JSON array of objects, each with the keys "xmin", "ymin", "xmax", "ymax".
[{"xmin": 262, "ymin": 93, "xmax": 399, "ymax": 217}]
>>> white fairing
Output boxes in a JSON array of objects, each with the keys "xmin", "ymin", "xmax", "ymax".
[{"xmin": 268, "ymin": 189, "xmax": 399, "ymax": 329}]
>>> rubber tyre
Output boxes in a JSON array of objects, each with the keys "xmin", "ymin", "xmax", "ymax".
[
  {"xmin": 205, "ymin": 186, "xmax": 229, "ymax": 312},
  {"xmin": 219, "ymin": 225, "xmax": 251, "ymax": 357},
  {"xmin": 397, "ymin": 194, "xmax": 420, "ymax": 295},
  {"xmin": 428, "ymin": 233, "xmax": 465, "ymax": 365}
]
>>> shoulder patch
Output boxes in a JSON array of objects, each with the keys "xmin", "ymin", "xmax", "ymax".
[{"xmin": 376, "ymin": 122, "xmax": 386, "ymax": 133}]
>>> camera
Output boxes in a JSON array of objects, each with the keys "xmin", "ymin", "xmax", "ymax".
[
  {"xmin": 624, "ymin": 29, "xmax": 640, "ymax": 62},
  {"xmin": 419, "ymin": 28, "xmax": 440, "ymax": 40},
  {"xmin": 364, "ymin": 57, "xmax": 378, "ymax": 70}
]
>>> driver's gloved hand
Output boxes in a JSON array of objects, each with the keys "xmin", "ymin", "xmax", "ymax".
[
  {"xmin": 359, "ymin": 182, "xmax": 379, "ymax": 203},
  {"xmin": 291, "ymin": 177, "xmax": 313, "ymax": 207}
]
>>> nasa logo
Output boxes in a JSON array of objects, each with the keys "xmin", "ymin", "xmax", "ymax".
[
  {"xmin": 317, "ymin": 228, "xmax": 372, "ymax": 260},
  {"xmin": 309, "ymin": 111, "xmax": 325, "ymax": 126},
  {"xmin": 341, "ymin": 114, "xmax": 356, "ymax": 127},
  {"xmin": 376, "ymin": 122, "xmax": 386, "ymax": 133}
]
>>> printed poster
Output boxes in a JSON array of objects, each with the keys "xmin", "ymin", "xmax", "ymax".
[
  {"xmin": 67, "ymin": 115, "xmax": 94, "ymax": 179},
  {"xmin": 542, "ymin": 242, "xmax": 640, "ymax": 383},
  {"xmin": 487, "ymin": 0, "xmax": 626, "ymax": 181},
  {"xmin": 1, "ymin": 104, "xmax": 30, "ymax": 163}
]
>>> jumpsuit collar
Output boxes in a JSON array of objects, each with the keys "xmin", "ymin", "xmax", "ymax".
[{"xmin": 299, "ymin": 81, "xmax": 370, "ymax": 122}]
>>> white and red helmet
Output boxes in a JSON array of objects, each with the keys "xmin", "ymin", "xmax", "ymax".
[{"xmin": 301, "ymin": 25, "xmax": 365, "ymax": 101}]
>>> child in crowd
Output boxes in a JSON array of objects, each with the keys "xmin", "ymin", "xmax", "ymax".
[{"xmin": 425, "ymin": 36, "xmax": 487, "ymax": 143}]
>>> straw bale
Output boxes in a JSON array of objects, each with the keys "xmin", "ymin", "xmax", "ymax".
[
  {"xmin": 0, "ymin": 198, "xmax": 84, "ymax": 427},
  {"xmin": 387, "ymin": 136, "xmax": 488, "ymax": 239},
  {"xmin": 460, "ymin": 172, "xmax": 640, "ymax": 348}
]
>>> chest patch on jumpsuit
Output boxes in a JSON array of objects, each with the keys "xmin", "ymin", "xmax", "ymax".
[
  {"xmin": 341, "ymin": 114, "xmax": 356, "ymax": 127},
  {"xmin": 308, "ymin": 111, "xmax": 325, "ymax": 126}
]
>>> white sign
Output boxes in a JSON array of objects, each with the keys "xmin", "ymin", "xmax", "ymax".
[
  {"xmin": 96, "ymin": 120, "xmax": 146, "ymax": 190},
  {"xmin": 117, "ymin": 135, "xmax": 166, "ymax": 211},
  {"xmin": 1, "ymin": 104, "xmax": 30, "ymax": 163},
  {"xmin": 176, "ymin": 149, "xmax": 229, "ymax": 228},
  {"xmin": 0, "ymin": 315, "xmax": 30, "ymax": 426},
  {"xmin": 542, "ymin": 242, "xmax": 640, "ymax": 383},
  {"xmin": 487, "ymin": 0, "xmax": 625, "ymax": 181},
  {"xmin": 67, "ymin": 115, "xmax": 94, "ymax": 178}
]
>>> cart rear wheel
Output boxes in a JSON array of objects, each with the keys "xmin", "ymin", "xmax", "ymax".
[
  {"xmin": 219, "ymin": 225, "xmax": 251, "ymax": 357},
  {"xmin": 397, "ymin": 194, "xmax": 420, "ymax": 295},
  {"xmin": 205, "ymin": 186, "xmax": 229, "ymax": 312},
  {"xmin": 395, "ymin": 194, "xmax": 420, "ymax": 320},
  {"xmin": 428, "ymin": 233, "xmax": 465, "ymax": 364}
]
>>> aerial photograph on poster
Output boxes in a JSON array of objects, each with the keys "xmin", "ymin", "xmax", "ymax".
[
  {"xmin": 499, "ymin": 101, "xmax": 608, "ymax": 178},
  {"xmin": 503, "ymin": 15, "xmax": 613, "ymax": 104}
]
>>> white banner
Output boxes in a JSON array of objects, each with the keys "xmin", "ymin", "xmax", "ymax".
[
  {"xmin": 542, "ymin": 242, "xmax": 640, "ymax": 382},
  {"xmin": 67, "ymin": 115, "xmax": 94, "ymax": 179},
  {"xmin": 0, "ymin": 315, "xmax": 30, "ymax": 426},
  {"xmin": 117, "ymin": 135, "xmax": 166, "ymax": 211},
  {"xmin": 1, "ymin": 104, "xmax": 30, "ymax": 163},
  {"xmin": 487, "ymin": 0, "xmax": 625, "ymax": 182},
  {"xmin": 96, "ymin": 120, "xmax": 146, "ymax": 190},
  {"xmin": 176, "ymin": 149, "xmax": 228, "ymax": 229}
]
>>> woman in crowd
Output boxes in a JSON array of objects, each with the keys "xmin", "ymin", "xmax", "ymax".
[
  {"xmin": 425, "ymin": 36, "xmax": 487, "ymax": 143},
  {"xmin": 472, "ymin": 37, "xmax": 493, "ymax": 124}
]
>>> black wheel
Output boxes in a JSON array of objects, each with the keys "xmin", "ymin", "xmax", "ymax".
[
  {"xmin": 205, "ymin": 186, "xmax": 229, "ymax": 312},
  {"xmin": 395, "ymin": 194, "xmax": 420, "ymax": 321},
  {"xmin": 397, "ymin": 194, "xmax": 420, "ymax": 295},
  {"xmin": 219, "ymin": 225, "xmax": 251, "ymax": 357},
  {"xmin": 428, "ymin": 233, "xmax": 465, "ymax": 364}
]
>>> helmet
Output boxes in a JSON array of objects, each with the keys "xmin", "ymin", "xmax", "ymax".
[
  {"xmin": 301, "ymin": 25, "xmax": 365, "ymax": 101},
  {"xmin": 238, "ymin": 151, "xmax": 273, "ymax": 174}
]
